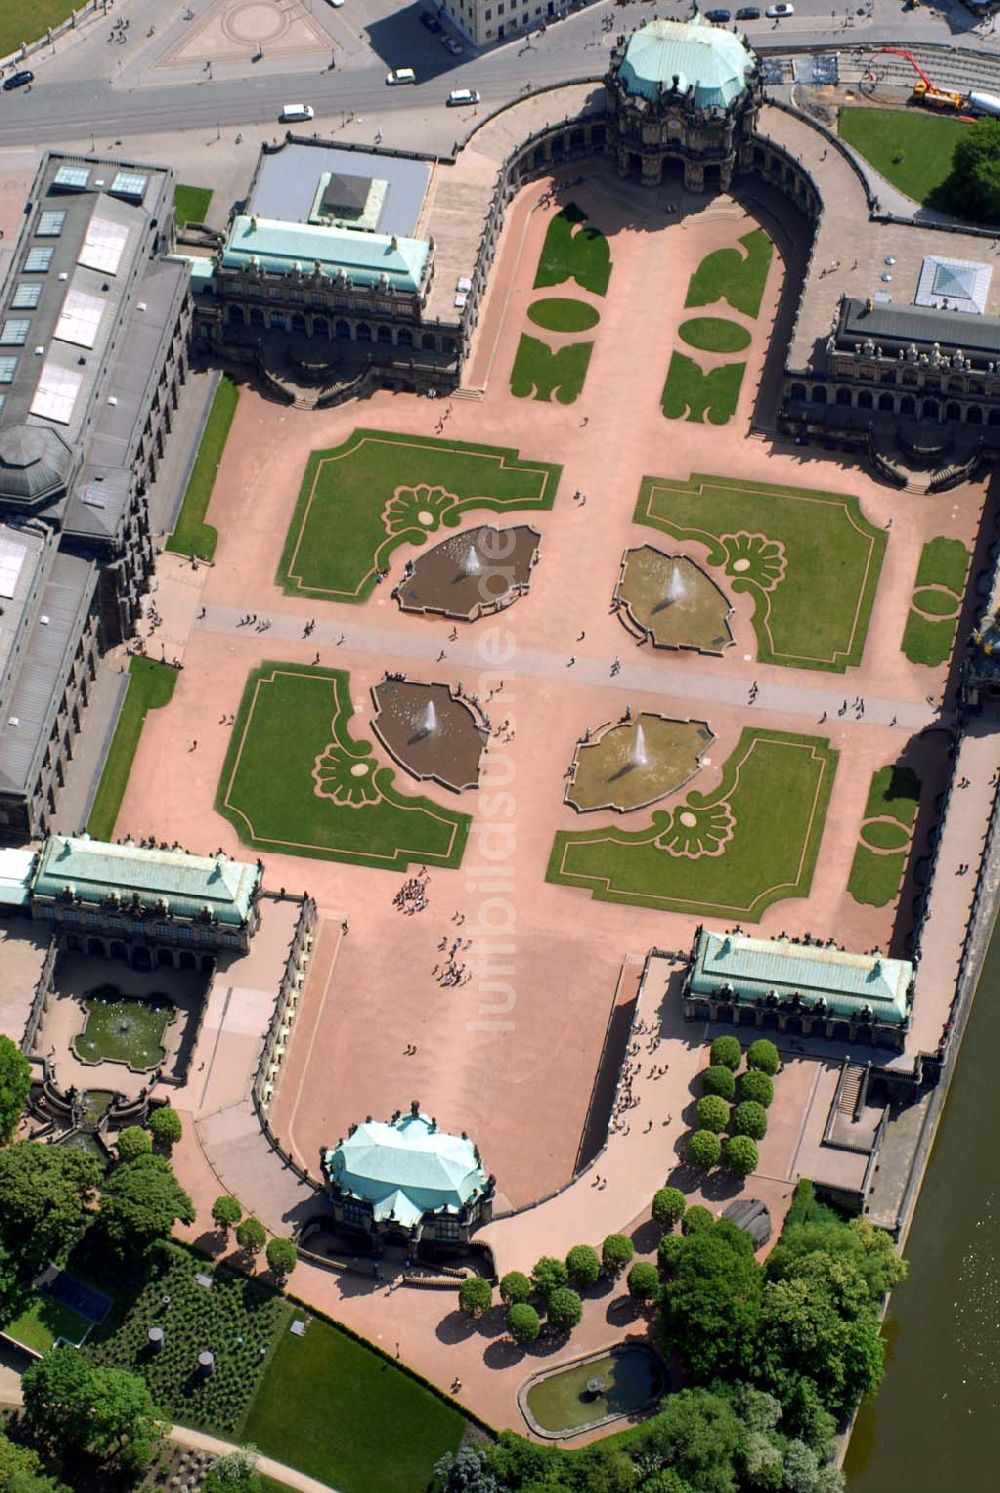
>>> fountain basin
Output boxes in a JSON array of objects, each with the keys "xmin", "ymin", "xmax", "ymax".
[
  {"xmin": 520, "ymin": 1345, "xmax": 666, "ymax": 1439},
  {"xmin": 615, "ymin": 545, "xmax": 734, "ymax": 654},
  {"xmin": 567, "ymin": 713, "xmax": 714, "ymax": 814},
  {"xmin": 396, "ymin": 524, "xmax": 541, "ymax": 623},
  {"xmin": 370, "ymin": 679, "xmax": 488, "ymax": 794}
]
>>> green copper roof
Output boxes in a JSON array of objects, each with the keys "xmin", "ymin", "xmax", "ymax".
[
  {"xmin": 324, "ymin": 1110, "xmax": 487, "ymax": 1226},
  {"xmin": 689, "ymin": 929, "xmax": 913, "ymax": 1024},
  {"xmin": 32, "ymin": 835, "xmax": 261, "ymax": 926},
  {"xmin": 619, "ymin": 16, "xmax": 755, "ymax": 111},
  {"xmin": 221, "ymin": 215, "xmax": 430, "ymax": 293}
]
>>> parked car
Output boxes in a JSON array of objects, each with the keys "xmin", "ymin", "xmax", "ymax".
[
  {"xmin": 386, "ymin": 67, "xmax": 417, "ymax": 85},
  {"xmin": 2, "ymin": 70, "xmax": 34, "ymax": 91},
  {"xmin": 765, "ymin": 2, "xmax": 794, "ymax": 14},
  {"xmin": 447, "ymin": 88, "xmax": 480, "ymax": 106},
  {"xmin": 441, "ymin": 35, "xmax": 464, "ymax": 54},
  {"xmin": 280, "ymin": 103, "xmax": 314, "ymax": 122},
  {"xmin": 704, "ymin": 8, "xmax": 731, "ymax": 19},
  {"xmin": 326, "ymin": 0, "xmax": 345, "ymax": 8},
  {"xmin": 736, "ymin": 6, "xmax": 761, "ymax": 17},
  {"xmin": 420, "ymin": 9, "xmax": 442, "ymax": 28}
]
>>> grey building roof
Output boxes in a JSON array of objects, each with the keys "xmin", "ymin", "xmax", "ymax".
[
  {"xmin": 248, "ymin": 141, "xmax": 430, "ymax": 240},
  {"xmin": 837, "ymin": 297, "xmax": 1000, "ymax": 361},
  {"xmin": 0, "ymin": 425, "xmax": 74, "ymax": 504}
]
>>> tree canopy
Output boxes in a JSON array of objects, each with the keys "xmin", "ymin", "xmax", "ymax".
[
  {"xmin": 265, "ymin": 1236, "xmax": 297, "ymax": 1284},
  {"xmin": 565, "ymin": 1243, "xmax": 601, "ymax": 1289},
  {"xmin": 148, "ymin": 1105, "xmax": 183, "ymax": 1148},
  {"xmin": 659, "ymin": 1224, "xmax": 763, "ymax": 1383},
  {"xmin": 652, "ymin": 1186, "xmax": 687, "ymax": 1230},
  {"xmin": 702, "ymin": 1065, "xmax": 736, "ymax": 1101},
  {"xmin": 506, "ymin": 1302, "xmax": 540, "ymax": 1345},
  {"xmin": 709, "ymin": 1035, "xmax": 742, "ymax": 1071},
  {"xmin": 531, "ymin": 1255, "xmax": 568, "ymax": 1300},
  {"xmin": 458, "ymin": 1276, "xmax": 493, "ymax": 1318},
  {"xmin": 23, "ymin": 1347, "xmax": 164, "ymax": 1470},
  {"xmin": 0, "ymin": 1036, "xmax": 32, "ymax": 1144},
  {"xmin": 204, "ymin": 1448, "xmax": 263, "ymax": 1493},
  {"xmin": 546, "ymin": 1286, "xmax": 582, "ymax": 1333},
  {"xmin": 687, "ymin": 1130, "xmax": 722, "ymax": 1169},
  {"xmin": 98, "ymin": 1153, "xmax": 195, "ymax": 1256},
  {"xmin": 236, "ymin": 1217, "xmax": 266, "ymax": 1257},
  {"xmin": 0, "ymin": 1143, "xmax": 101, "ymax": 1273},
  {"xmin": 746, "ymin": 1039, "xmax": 779, "ymax": 1076},
  {"xmin": 499, "ymin": 1271, "xmax": 531, "ymax": 1306},
  {"xmin": 601, "ymin": 1233, "xmax": 634, "ymax": 1279},
  {"xmin": 116, "ymin": 1126, "xmax": 152, "ymax": 1165},
  {"xmin": 211, "ymin": 1195, "xmax": 243, "ymax": 1233},
  {"xmin": 946, "ymin": 117, "xmax": 1000, "ymax": 223}
]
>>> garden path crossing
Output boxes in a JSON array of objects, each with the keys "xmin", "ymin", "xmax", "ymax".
[{"xmin": 0, "ymin": 1387, "xmax": 340, "ymax": 1493}]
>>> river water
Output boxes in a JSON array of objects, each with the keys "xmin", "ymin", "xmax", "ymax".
[{"xmin": 846, "ymin": 916, "xmax": 1000, "ymax": 1489}]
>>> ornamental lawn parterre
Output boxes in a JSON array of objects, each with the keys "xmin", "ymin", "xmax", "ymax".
[
  {"xmin": 217, "ymin": 663, "xmax": 470, "ymax": 870},
  {"xmin": 277, "ymin": 429, "xmax": 561, "ymax": 603},
  {"xmin": 547, "ymin": 728, "xmax": 837, "ymax": 920},
  {"xmin": 634, "ymin": 473, "xmax": 886, "ymax": 672}
]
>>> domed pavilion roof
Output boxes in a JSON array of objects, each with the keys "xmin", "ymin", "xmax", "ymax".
[
  {"xmin": 618, "ymin": 14, "xmax": 755, "ymax": 111},
  {"xmin": 0, "ymin": 423, "xmax": 74, "ymax": 505}
]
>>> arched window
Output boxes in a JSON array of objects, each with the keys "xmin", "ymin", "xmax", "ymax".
[
  {"xmin": 356, "ymin": 323, "xmax": 372, "ymax": 342},
  {"xmin": 835, "ymin": 387, "xmax": 852, "ymax": 406},
  {"xmin": 377, "ymin": 326, "xmax": 392, "ymax": 344},
  {"xmin": 968, "ymin": 405, "xmax": 984, "ymax": 424},
  {"xmin": 789, "ymin": 383, "xmax": 806, "ymax": 401},
  {"xmin": 228, "ymin": 304, "xmax": 244, "ymax": 326},
  {"xmin": 857, "ymin": 390, "xmax": 873, "ymax": 410},
  {"xmin": 922, "ymin": 398, "xmax": 939, "ymax": 419},
  {"xmin": 421, "ymin": 332, "xmax": 437, "ymax": 352},
  {"xmin": 878, "ymin": 393, "xmax": 894, "ymax": 412},
  {"xmin": 335, "ymin": 319, "xmax": 350, "ymax": 339},
  {"xmin": 250, "ymin": 308, "xmax": 264, "ymax": 329},
  {"xmin": 900, "ymin": 395, "xmax": 915, "ymax": 415},
  {"xmin": 313, "ymin": 317, "xmax": 329, "ymax": 339},
  {"xmin": 810, "ymin": 386, "xmax": 828, "ymax": 404},
  {"xmin": 397, "ymin": 328, "xmax": 413, "ymax": 347},
  {"xmin": 292, "ymin": 313, "xmax": 306, "ymax": 334},
  {"xmin": 946, "ymin": 401, "xmax": 961, "ymax": 421}
]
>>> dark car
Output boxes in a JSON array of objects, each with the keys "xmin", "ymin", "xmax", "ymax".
[
  {"xmin": 2, "ymin": 70, "xmax": 34, "ymax": 91},
  {"xmin": 420, "ymin": 10, "xmax": 442, "ymax": 30},
  {"xmin": 704, "ymin": 8, "xmax": 731, "ymax": 20},
  {"xmin": 736, "ymin": 6, "xmax": 761, "ymax": 17}
]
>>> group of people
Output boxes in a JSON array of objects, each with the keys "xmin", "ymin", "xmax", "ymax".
[
  {"xmin": 393, "ymin": 869, "xmax": 430, "ymax": 917},
  {"xmin": 236, "ymin": 613, "xmax": 272, "ymax": 633}
]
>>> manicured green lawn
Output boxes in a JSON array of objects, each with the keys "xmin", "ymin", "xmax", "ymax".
[
  {"xmin": 685, "ymin": 229, "xmax": 773, "ymax": 318},
  {"xmin": 527, "ymin": 297, "xmax": 601, "ymax": 333},
  {"xmin": 635, "ymin": 473, "xmax": 886, "ymax": 672},
  {"xmin": 838, "ymin": 106, "xmax": 966, "ymax": 207},
  {"xmin": 278, "ymin": 429, "xmax": 560, "ymax": 603},
  {"xmin": 661, "ymin": 353, "xmax": 745, "ymax": 424},
  {"xmin": 901, "ymin": 536, "xmax": 968, "ymax": 665},
  {"xmin": 510, "ymin": 334, "xmax": 592, "ymax": 403},
  {"xmin": 165, "ymin": 375, "xmax": 238, "ymax": 563},
  {"xmin": 2, "ymin": 1292, "xmax": 92, "ymax": 1353},
  {"xmin": 87, "ymin": 659, "xmax": 178, "ymax": 840},
  {"xmin": 533, "ymin": 201, "xmax": 611, "ymax": 297},
  {"xmin": 847, "ymin": 763, "xmax": 920, "ymax": 908},
  {"xmin": 174, "ymin": 184, "xmax": 214, "ymax": 228},
  {"xmin": 679, "ymin": 317, "xmax": 752, "ymax": 353},
  {"xmin": 0, "ymin": 0, "xmax": 78, "ymax": 53},
  {"xmin": 243, "ymin": 1311, "xmax": 466, "ymax": 1493},
  {"xmin": 217, "ymin": 664, "xmax": 470, "ymax": 870},
  {"xmin": 548, "ymin": 728, "xmax": 837, "ymax": 920}
]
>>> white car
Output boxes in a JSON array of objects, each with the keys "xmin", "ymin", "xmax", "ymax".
[
  {"xmin": 447, "ymin": 88, "xmax": 479, "ymax": 106},
  {"xmin": 765, "ymin": 2, "xmax": 794, "ymax": 14},
  {"xmin": 386, "ymin": 67, "xmax": 416, "ymax": 85},
  {"xmin": 326, "ymin": 0, "xmax": 344, "ymax": 7},
  {"xmin": 441, "ymin": 36, "xmax": 464, "ymax": 55}
]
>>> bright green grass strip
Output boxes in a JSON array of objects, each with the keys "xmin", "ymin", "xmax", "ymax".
[
  {"xmin": 0, "ymin": 0, "xmax": 79, "ymax": 53},
  {"xmin": 2, "ymin": 1292, "xmax": 92, "ymax": 1353},
  {"xmin": 243, "ymin": 1312, "xmax": 466, "ymax": 1493},
  {"xmin": 915, "ymin": 535, "xmax": 970, "ymax": 593},
  {"xmin": 510, "ymin": 334, "xmax": 592, "ymax": 403},
  {"xmin": 661, "ymin": 353, "xmax": 744, "ymax": 424},
  {"xmin": 679, "ymin": 317, "xmax": 752, "ymax": 353},
  {"xmin": 635, "ymin": 473, "xmax": 886, "ymax": 672},
  {"xmin": 685, "ymin": 228, "xmax": 774, "ymax": 318},
  {"xmin": 547, "ymin": 728, "xmax": 837, "ymax": 921},
  {"xmin": 861, "ymin": 820, "xmax": 910, "ymax": 851},
  {"xmin": 913, "ymin": 586, "xmax": 960, "ymax": 618},
  {"xmin": 533, "ymin": 202, "xmax": 611, "ymax": 297},
  {"xmin": 165, "ymin": 375, "xmax": 238, "ymax": 562},
  {"xmin": 863, "ymin": 764, "xmax": 921, "ymax": 828},
  {"xmin": 217, "ymin": 663, "xmax": 470, "ymax": 870},
  {"xmin": 527, "ymin": 297, "xmax": 601, "ymax": 333},
  {"xmin": 87, "ymin": 659, "xmax": 178, "ymax": 841},
  {"xmin": 174, "ymin": 184, "xmax": 214, "ymax": 228},
  {"xmin": 848, "ymin": 844, "xmax": 907, "ymax": 908},
  {"xmin": 838, "ymin": 106, "xmax": 965, "ymax": 208},
  {"xmin": 277, "ymin": 429, "xmax": 561, "ymax": 603},
  {"xmin": 902, "ymin": 610, "xmax": 956, "ymax": 666}
]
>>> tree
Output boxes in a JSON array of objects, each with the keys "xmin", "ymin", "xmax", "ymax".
[
  {"xmin": 601, "ymin": 1233, "xmax": 634, "ymax": 1279},
  {"xmin": 702, "ymin": 1064, "xmax": 736, "ymax": 1101},
  {"xmin": 687, "ymin": 1129, "xmax": 722, "ymax": 1169},
  {"xmin": 116, "ymin": 1126, "xmax": 152, "ymax": 1165},
  {"xmin": 627, "ymin": 1261, "xmax": 660, "ymax": 1305},
  {"xmin": 433, "ymin": 1445, "xmax": 500, "ymax": 1493},
  {"xmin": 506, "ymin": 1301, "xmax": 540, "ymax": 1345},
  {"xmin": 499, "ymin": 1270, "xmax": 531, "ymax": 1306},
  {"xmin": 265, "ymin": 1236, "xmax": 297, "ymax": 1285},
  {"xmin": 23, "ymin": 1347, "xmax": 95, "ymax": 1451},
  {"xmin": 652, "ymin": 1186, "xmax": 687, "ymax": 1231},
  {"xmin": 565, "ymin": 1243, "xmax": 601, "ymax": 1289},
  {"xmin": 211, "ymin": 1194, "xmax": 243, "ymax": 1235},
  {"xmin": 98, "ymin": 1154, "xmax": 195, "ymax": 1256},
  {"xmin": 0, "ymin": 1144, "xmax": 101, "ymax": 1273},
  {"xmin": 0, "ymin": 1035, "xmax": 31, "ymax": 1145},
  {"xmin": 710, "ymin": 1035, "xmax": 742, "ymax": 1071},
  {"xmin": 458, "ymin": 1276, "xmax": 493, "ymax": 1318},
  {"xmin": 658, "ymin": 1230, "xmax": 764, "ymax": 1382},
  {"xmin": 0, "ymin": 1432, "xmax": 64, "ymax": 1493},
  {"xmin": 682, "ymin": 1205, "xmax": 716, "ymax": 1236},
  {"xmin": 731, "ymin": 1101, "xmax": 768, "ymax": 1141},
  {"xmin": 644, "ymin": 1387, "xmax": 743, "ymax": 1493},
  {"xmin": 739, "ymin": 1069, "xmax": 774, "ymax": 1109},
  {"xmin": 204, "ymin": 1448, "xmax": 263, "ymax": 1493},
  {"xmin": 746, "ymin": 1039, "xmax": 780, "ymax": 1076},
  {"xmin": 657, "ymin": 1233, "xmax": 685, "ymax": 1277},
  {"xmin": 722, "ymin": 1135, "xmax": 758, "ymax": 1177},
  {"xmin": 236, "ymin": 1217, "xmax": 266, "ymax": 1258},
  {"xmin": 545, "ymin": 1286, "xmax": 582, "ymax": 1333},
  {"xmin": 531, "ymin": 1255, "xmax": 568, "ymax": 1301},
  {"xmin": 86, "ymin": 1365, "xmax": 165, "ymax": 1468},
  {"xmin": 148, "ymin": 1105, "xmax": 182, "ymax": 1149},
  {"xmin": 945, "ymin": 117, "xmax": 1000, "ymax": 222},
  {"xmin": 782, "ymin": 1439, "xmax": 846, "ymax": 1493},
  {"xmin": 695, "ymin": 1095, "xmax": 730, "ymax": 1134}
]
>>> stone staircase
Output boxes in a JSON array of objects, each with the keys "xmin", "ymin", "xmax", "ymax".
[
  {"xmin": 837, "ymin": 1062, "xmax": 866, "ymax": 1121},
  {"xmin": 453, "ymin": 386, "xmax": 485, "ymax": 402}
]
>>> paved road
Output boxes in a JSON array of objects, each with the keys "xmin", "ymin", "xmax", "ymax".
[{"xmin": 0, "ymin": 0, "xmax": 996, "ymax": 151}]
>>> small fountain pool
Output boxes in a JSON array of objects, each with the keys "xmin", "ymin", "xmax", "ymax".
[{"xmin": 521, "ymin": 1345, "xmax": 666, "ymax": 1438}]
